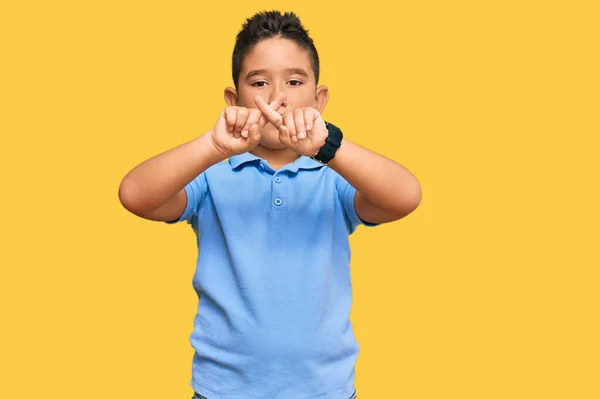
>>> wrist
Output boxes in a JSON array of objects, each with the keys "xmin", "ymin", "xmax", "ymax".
[
  {"xmin": 323, "ymin": 138, "xmax": 348, "ymax": 169},
  {"xmin": 200, "ymin": 131, "xmax": 229, "ymax": 163}
]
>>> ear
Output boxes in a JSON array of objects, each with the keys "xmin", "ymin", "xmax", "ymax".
[
  {"xmin": 315, "ymin": 85, "xmax": 329, "ymax": 113},
  {"xmin": 224, "ymin": 87, "xmax": 238, "ymax": 106}
]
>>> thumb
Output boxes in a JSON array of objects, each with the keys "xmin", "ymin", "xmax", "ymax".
[{"xmin": 247, "ymin": 123, "xmax": 261, "ymax": 145}]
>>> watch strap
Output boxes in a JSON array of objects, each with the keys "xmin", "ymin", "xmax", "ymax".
[{"xmin": 312, "ymin": 122, "xmax": 343, "ymax": 164}]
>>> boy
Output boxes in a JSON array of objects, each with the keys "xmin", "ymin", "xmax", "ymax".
[{"xmin": 119, "ymin": 10, "xmax": 421, "ymax": 399}]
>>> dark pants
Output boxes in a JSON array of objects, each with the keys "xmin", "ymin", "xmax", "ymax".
[{"xmin": 193, "ymin": 389, "xmax": 357, "ymax": 399}]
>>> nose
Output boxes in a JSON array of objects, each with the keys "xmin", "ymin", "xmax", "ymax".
[{"xmin": 268, "ymin": 83, "xmax": 287, "ymax": 108}]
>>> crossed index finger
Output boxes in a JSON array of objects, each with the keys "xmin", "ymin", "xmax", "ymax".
[{"xmin": 254, "ymin": 94, "xmax": 285, "ymax": 130}]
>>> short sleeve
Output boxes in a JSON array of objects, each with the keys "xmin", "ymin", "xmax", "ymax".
[
  {"xmin": 164, "ymin": 172, "xmax": 208, "ymax": 225},
  {"xmin": 334, "ymin": 172, "xmax": 380, "ymax": 234}
]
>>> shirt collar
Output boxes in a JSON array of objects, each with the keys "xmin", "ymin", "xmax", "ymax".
[
  {"xmin": 228, "ymin": 152, "xmax": 262, "ymax": 169},
  {"xmin": 228, "ymin": 152, "xmax": 325, "ymax": 172}
]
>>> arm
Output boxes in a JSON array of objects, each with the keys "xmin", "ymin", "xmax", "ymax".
[
  {"xmin": 251, "ymin": 94, "xmax": 421, "ymax": 224},
  {"xmin": 118, "ymin": 95, "xmax": 288, "ymax": 222},
  {"xmin": 118, "ymin": 132, "xmax": 225, "ymax": 222},
  {"xmin": 327, "ymin": 138, "xmax": 422, "ymax": 224}
]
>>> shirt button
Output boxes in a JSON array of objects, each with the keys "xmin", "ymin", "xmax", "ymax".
[
  {"xmin": 274, "ymin": 176, "xmax": 282, "ymax": 183},
  {"xmin": 274, "ymin": 198, "xmax": 283, "ymax": 206}
]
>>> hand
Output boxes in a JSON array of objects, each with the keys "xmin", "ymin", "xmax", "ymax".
[
  {"xmin": 253, "ymin": 94, "xmax": 328, "ymax": 157},
  {"xmin": 210, "ymin": 93, "xmax": 286, "ymax": 157}
]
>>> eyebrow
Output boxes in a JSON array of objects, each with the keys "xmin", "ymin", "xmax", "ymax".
[{"xmin": 245, "ymin": 68, "xmax": 309, "ymax": 80}]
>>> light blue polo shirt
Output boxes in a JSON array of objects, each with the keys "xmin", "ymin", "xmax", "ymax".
[{"xmin": 166, "ymin": 152, "xmax": 378, "ymax": 399}]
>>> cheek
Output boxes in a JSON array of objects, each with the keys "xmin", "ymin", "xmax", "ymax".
[
  {"xmin": 235, "ymin": 88, "xmax": 259, "ymax": 107},
  {"xmin": 286, "ymin": 91, "xmax": 316, "ymax": 109}
]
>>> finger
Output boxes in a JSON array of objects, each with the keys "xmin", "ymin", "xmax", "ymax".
[
  {"xmin": 294, "ymin": 109, "xmax": 306, "ymax": 140},
  {"xmin": 257, "ymin": 113, "xmax": 267, "ymax": 130},
  {"xmin": 283, "ymin": 111, "xmax": 297, "ymax": 143},
  {"xmin": 243, "ymin": 109, "xmax": 262, "ymax": 138},
  {"xmin": 314, "ymin": 109, "xmax": 322, "ymax": 121},
  {"xmin": 225, "ymin": 107, "xmax": 238, "ymax": 134},
  {"xmin": 312, "ymin": 109, "xmax": 323, "ymax": 128},
  {"xmin": 269, "ymin": 92, "xmax": 286, "ymax": 113},
  {"xmin": 278, "ymin": 124, "xmax": 292, "ymax": 147},
  {"xmin": 254, "ymin": 94, "xmax": 284, "ymax": 129},
  {"xmin": 234, "ymin": 108, "xmax": 249, "ymax": 138},
  {"xmin": 303, "ymin": 108, "xmax": 315, "ymax": 132},
  {"xmin": 256, "ymin": 93, "xmax": 286, "ymax": 130}
]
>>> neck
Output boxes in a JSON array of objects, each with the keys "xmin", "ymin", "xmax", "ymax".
[{"xmin": 250, "ymin": 145, "xmax": 301, "ymax": 169}]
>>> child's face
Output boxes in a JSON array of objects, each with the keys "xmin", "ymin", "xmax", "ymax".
[{"xmin": 225, "ymin": 36, "xmax": 329, "ymax": 150}]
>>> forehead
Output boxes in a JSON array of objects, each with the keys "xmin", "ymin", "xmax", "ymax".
[{"xmin": 241, "ymin": 37, "xmax": 313, "ymax": 75}]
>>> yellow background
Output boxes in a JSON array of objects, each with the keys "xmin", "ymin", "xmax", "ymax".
[{"xmin": 1, "ymin": 1, "xmax": 598, "ymax": 398}]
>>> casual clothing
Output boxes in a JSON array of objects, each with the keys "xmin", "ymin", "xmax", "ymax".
[
  {"xmin": 193, "ymin": 388, "xmax": 357, "ymax": 399},
  {"xmin": 167, "ymin": 153, "xmax": 377, "ymax": 399}
]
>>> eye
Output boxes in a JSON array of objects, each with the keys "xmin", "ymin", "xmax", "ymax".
[
  {"xmin": 288, "ymin": 80, "xmax": 303, "ymax": 86},
  {"xmin": 251, "ymin": 81, "xmax": 267, "ymax": 87}
]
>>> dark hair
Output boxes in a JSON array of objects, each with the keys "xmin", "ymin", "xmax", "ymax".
[{"xmin": 232, "ymin": 10, "xmax": 320, "ymax": 90}]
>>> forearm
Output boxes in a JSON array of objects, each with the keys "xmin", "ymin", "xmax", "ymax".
[
  {"xmin": 118, "ymin": 131, "xmax": 225, "ymax": 213},
  {"xmin": 327, "ymin": 138, "xmax": 422, "ymax": 213}
]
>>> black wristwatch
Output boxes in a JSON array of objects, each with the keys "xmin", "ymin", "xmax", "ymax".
[{"xmin": 312, "ymin": 122, "xmax": 343, "ymax": 165}]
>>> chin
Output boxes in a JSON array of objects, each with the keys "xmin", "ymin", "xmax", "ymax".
[
  {"xmin": 259, "ymin": 126, "xmax": 287, "ymax": 149},
  {"xmin": 259, "ymin": 139, "xmax": 287, "ymax": 150}
]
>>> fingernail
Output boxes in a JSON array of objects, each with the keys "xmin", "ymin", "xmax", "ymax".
[
  {"xmin": 298, "ymin": 131, "xmax": 306, "ymax": 139},
  {"xmin": 306, "ymin": 124, "xmax": 311, "ymax": 130},
  {"xmin": 241, "ymin": 130, "xmax": 248, "ymax": 137}
]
